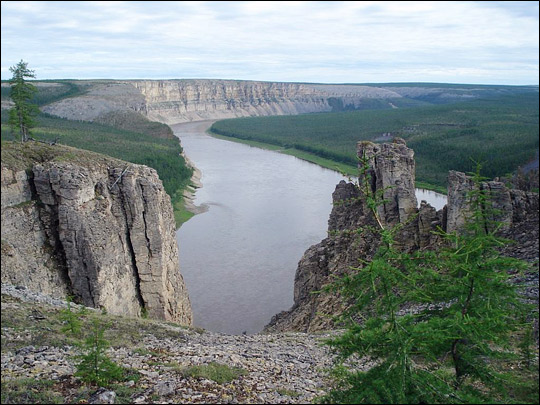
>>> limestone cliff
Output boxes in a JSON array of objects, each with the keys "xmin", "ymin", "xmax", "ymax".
[
  {"xmin": 266, "ymin": 139, "xmax": 539, "ymax": 333},
  {"xmin": 41, "ymin": 80, "xmax": 403, "ymax": 125},
  {"xmin": 1, "ymin": 142, "xmax": 192, "ymax": 325},
  {"xmin": 38, "ymin": 80, "xmax": 536, "ymax": 127}
]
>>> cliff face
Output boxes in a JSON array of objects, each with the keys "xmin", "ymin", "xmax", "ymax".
[
  {"xmin": 357, "ymin": 139, "xmax": 418, "ymax": 227},
  {"xmin": 1, "ymin": 143, "xmax": 192, "ymax": 325},
  {"xmin": 41, "ymin": 80, "xmax": 403, "ymax": 125},
  {"xmin": 131, "ymin": 80, "xmax": 330, "ymax": 124},
  {"xmin": 266, "ymin": 139, "xmax": 539, "ymax": 333},
  {"xmin": 38, "ymin": 80, "xmax": 538, "ymax": 127}
]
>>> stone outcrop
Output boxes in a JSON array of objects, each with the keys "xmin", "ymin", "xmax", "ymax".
[
  {"xmin": 130, "ymin": 80, "xmax": 405, "ymax": 124},
  {"xmin": 357, "ymin": 138, "xmax": 418, "ymax": 227},
  {"xmin": 41, "ymin": 80, "xmax": 405, "ymax": 125},
  {"xmin": 132, "ymin": 80, "xmax": 327, "ymax": 124},
  {"xmin": 1, "ymin": 142, "xmax": 192, "ymax": 325},
  {"xmin": 36, "ymin": 80, "xmax": 540, "ymax": 127},
  {"xmin": 446, "ymin": 170, "xmax": 538, "ymax": 235},
  {"xmin": 266, "ymin": 139, "xmax": 538, "ymax": 333}
]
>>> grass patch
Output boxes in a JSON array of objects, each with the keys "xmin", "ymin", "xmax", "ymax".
[
  {"xmin": 209, "ymin": 131, "xmax": 285, "ymax": 151},
  {"xmin": 163, "ymin": 360, "xmax": 184, "ymax": 373},
  {"xmin": 132, "ymin": 347, "xmax": 158, "ymax": 357},
  {"xmin": 276, "ymin": 388, "xmax": 302, "ymax": 398},
  {"xmin": 11, "ymin": 200, "xmax": 36, "ymax": 209},
  {"xmin": 0, "ymin": 140, "xmax": 120, "ymax": 172},
  {"xmin": 280, "ymin": 148, "xmax": 358, "ymax": 177},
  {"xmin": 414, "ymin": 180, "xmax": 447, "ymax": 195},
  {"xmin": 181, "ymin": 362, "xmax": 247, "ymax": 384},
  {"xmin": 175, "ymin": 207, "xmax": 195, "ymax": 227},
  {"xmin": 1, "ymin": 378, "xmax": 64, "ymax": 404},
  {"xmin": 0, "ymin": 293, "xmax": 191, "ymax": 354},
  {"xmin": 108, "ymin": 382, "xmax": 145, "ymax": 404}
]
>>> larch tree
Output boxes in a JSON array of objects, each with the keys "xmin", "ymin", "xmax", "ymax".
[
  {"xmin": 319, "ymin": 161, "xmax": 535, "ymax": 404},
  {"xmin": 8, "ymin": 60, "xmax": 39, "ymax": 142}
]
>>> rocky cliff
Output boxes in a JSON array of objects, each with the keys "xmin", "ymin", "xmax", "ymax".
[
  {"xmin": 130, "ymin": 80, "xmax": 321, "ymax": 124},
  {"xmin": 38, "ymin": 80, "xmax": 538, "ymax": 127},
  {"xmin": 266, "ymin": 139, "xmax": 539, "ymax": 333},
  {"xmin": 41, "ymin": 80, "xmax": 404, "ymax": 125},
  {"xmin": 1, "ymin": 142, "xmax": 192, "ymax": 325}
]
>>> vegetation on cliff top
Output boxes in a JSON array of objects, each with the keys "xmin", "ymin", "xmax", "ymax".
[
  {"xmin": 1, "ymin": 293, "xmax": 186, "ymax": 403},
  {"xmin": 1, "ymin": 81, "xmax": 193, "ymax": 227},
  {"xmin": 0, "ymin": 140, "xmax": 127, "ymax": 172},
  {"xmin": 1, "ymin": 291, "xmax": 318, "ymax": 404},
  {"xmin": 6, "ymin": 60, "xmax": 39, "ymax": 143},
  {"xmin": 320, "ymin": 163, "xmax": 538, "ymax": 404}
]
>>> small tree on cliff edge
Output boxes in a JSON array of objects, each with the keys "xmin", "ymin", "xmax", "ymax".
[
  {"xmin": 8, "ymin": 60, "xmax": 38, "ymax": 142},
  {"xmin": 319, "ymin": 161, "xmax": 535, "ymax": 404}
]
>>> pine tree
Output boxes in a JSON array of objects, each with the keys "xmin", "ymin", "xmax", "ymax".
[{"xmin": 8, "ymin": 60, "xmax": 39, "ymax": 142}]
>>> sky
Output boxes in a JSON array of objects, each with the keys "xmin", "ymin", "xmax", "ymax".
[{"xmin": 1, "ymin": 1, "xmax": 539, "ymax": 85}]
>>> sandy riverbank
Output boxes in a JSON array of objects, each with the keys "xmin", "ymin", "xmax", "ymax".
[
  {"xmin": 173, "ymin": 120, "xmax": 217, "ymax": 217},
  {"xmin": 181, "ymin": 150, "xmax": 209, "ymax": 215}
]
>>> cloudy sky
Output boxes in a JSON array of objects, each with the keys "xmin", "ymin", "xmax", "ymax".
[{"xmin": 1, "ymin": 1, "xmax": 538, "ymax": 85}]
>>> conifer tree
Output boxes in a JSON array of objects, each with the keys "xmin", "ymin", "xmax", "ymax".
[
  {"xmin": 8, "ymin": 60, "xmax": 39, "ymax": 142},
  {"xmin": 75, "ymin": 319, "xmax": 124, "ymax": 386},
  {"xmin": 320, "ymin": 162, "xmax": 533, "ymax": 404},
  {"xmin": 59, "ymin": 296, "xmax": 82, "ymax": 337}
]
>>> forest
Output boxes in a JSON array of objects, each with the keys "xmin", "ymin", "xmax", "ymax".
[{"xmin": 210, "ymin": 92, "xmax": 539, "ymax": 190}]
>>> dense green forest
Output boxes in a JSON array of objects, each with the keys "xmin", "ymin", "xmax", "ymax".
[
  {"xmin": 210, "ymin": 93, "xmax": 539, "ymax": 190},
  {"xmin": 1, "ymin": 82, "xmax": 193, "ymax": 226}
]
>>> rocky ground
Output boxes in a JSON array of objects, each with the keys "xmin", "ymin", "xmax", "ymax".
[{"xmin": 1, "ymin": 284, "xmax": 340, "ymax": 404}]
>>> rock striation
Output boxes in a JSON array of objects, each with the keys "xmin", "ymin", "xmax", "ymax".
[
  {"xmin": 41, "ymin": 80, "xmax": 404, "ymax": 125},
  {"xmin": 131, "ymin": 80, "xmax": 329, "ymax": 124},
  {"xmin": 38, "ymin": 80, "xmax": 539, "ymax": 127},
  {"xmin": 266, "ymin": 139, "xmax": 539, "ymax": 333},
  {"xmin": 357, "ymin": 138, "xmax": 418, "ymax": 227},
  {"xmin": 1, "ymin": 142, "xmax": 192, "ymax": 325}
]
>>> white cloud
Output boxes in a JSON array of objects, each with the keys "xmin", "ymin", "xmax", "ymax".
[{"xmin": 1, "ymin": 1, "xmax": 538, "ymax": 84}]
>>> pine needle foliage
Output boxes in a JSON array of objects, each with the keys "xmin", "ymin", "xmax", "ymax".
[
  {"xmin": 74, "ymin": 319, "xmax": 124, "ymax": 386},
  {"xmin": 59, "ymin": 296, "xmax": 82, "ymax": 337},
  {"xmin": 8, "ymin": 60, "xmax": 39, "ymax": 142},
  {"xmin": 320, "ymin": 161, "xmax": 535, "ymax": 404}
]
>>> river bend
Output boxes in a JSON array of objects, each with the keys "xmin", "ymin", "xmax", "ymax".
[{"xmin": 173, "ymin": 121, "xmax": 446, "ymax": 334}]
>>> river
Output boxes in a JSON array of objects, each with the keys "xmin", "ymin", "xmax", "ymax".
[{"xmin": 173, "ymin": 121, "xmax": 447, "ymax": 335}]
